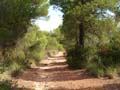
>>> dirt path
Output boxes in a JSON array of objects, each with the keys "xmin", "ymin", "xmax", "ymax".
[{"xmin": 13, "ymin": 52, "xmax": 120, "ymax": 90}]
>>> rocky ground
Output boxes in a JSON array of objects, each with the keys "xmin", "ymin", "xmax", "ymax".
[{"xmin": 13, "ymin": 52, "xmax": 120, "ymax": 90}]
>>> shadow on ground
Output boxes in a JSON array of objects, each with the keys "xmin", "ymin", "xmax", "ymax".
[
  {"xmin": 13, "ymin": 53, "xmax": 120, "ymax": 90},
  {"xmin": 15, "ymin": 57, "xmax": 93, "ymax": 82}
]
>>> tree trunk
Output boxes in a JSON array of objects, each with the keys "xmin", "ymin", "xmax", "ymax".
[
  {"xmin": 79, "ymin": 23, "xmax": 84, "ymax": 47},
  {"xmin": 78, "ymin": 0, "xmax": 86, "ymax": 48}
]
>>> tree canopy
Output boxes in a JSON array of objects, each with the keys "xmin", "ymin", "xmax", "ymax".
[
  {"xmin": 50, "ymin": 0, "xmax": 120, "ymax": 77},
  {"xmin": 50, "ymin": 0, "xmax": 120, "ymax": 48},
  {"xmin": 0, "ymin": 0, "xmax": 48, "ymax": 48}
]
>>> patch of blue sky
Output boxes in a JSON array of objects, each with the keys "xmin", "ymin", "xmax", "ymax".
[
  {"xmin": 34, "ymin": 5, "xmax": 63, "ymax": 31},
  {"xmin": 105, "ymin": 10, "xmax": 115, "ymax": 17}
]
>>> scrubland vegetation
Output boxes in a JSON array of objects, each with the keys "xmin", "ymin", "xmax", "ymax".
[
  {"xmin": 51, "ymin": 0, "xmax": 120, "ymax": 78},
  {"xmin": 1, "ymin": 0, "xmax": 120, "ymax": 90},
  {"xmin": 0, "ymin": 0, "xmax": 64, "ymax": 89}
]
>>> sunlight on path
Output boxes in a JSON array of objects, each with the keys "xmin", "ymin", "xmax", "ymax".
[{"xmin": 13, "ymin": 52, "xmax": 120, "ymax": 90}]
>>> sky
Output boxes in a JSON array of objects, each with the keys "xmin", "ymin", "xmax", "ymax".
[
  {"xmin": 34, "ymin": 5, "xmax": 115, "ymax": 32},
  {"xmin": 34, "ymin": 6, "xmax": 63, "ymax": 31}
]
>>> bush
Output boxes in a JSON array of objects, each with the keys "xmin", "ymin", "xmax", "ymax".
[
  {"xmin": 0, "ymin": 25, "xmax": 65, "ymax": 79},
  {"xmin": 87, "ymin": 42, "xmax": 120, "ymax": 78},
  {"xmin": 10, "ymin": 62, "xmax": 24, "ymax": 77},
  {"xmin": 86, "ymin": 62, "xmax": 105, "ymax": 77},
  {"xmin": 86, "ymin": 48, "xmax": 120, "ymax": 78},
  {"xmin": 93, "ymin": 34, "xmax": 120, "ymax": 78},
  {"xmin": 46, "ymin": 36, "xmax": 64, "ymax": 56},
  {"xmin": 66, "ymin": 46, "xmax": 98, "ymax": 69},
  {"xmin": 0, "ymin": 80, "xmax": 12, "ymax": 90},
  {"xmin": 66, "ymin": 47, "xmax": 89, "ymax": 69},
  {"xmin": 105, "ymin": 66, "xmax": 118, "ymax": 79},
  {"xmin": 66, "ymin": 40, "xmax": 120, "ymax": 78}
]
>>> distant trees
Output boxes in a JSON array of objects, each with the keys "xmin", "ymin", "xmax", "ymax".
[{"xmin": 45, "ymin": 27, "xmax": 64, "ymax": 56}]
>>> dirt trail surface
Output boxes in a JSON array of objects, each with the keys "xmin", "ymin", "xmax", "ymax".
[{"xmin": 13, "ymin": 52, "xmax": 120, "ymax": 90}]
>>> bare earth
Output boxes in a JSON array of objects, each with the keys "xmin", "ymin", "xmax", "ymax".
[{"xmin": 13, "ymin": 52, "xmax": 120, "ymax": 90}]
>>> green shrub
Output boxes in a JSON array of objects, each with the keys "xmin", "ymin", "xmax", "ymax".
[
  {"xmin": 86, "ymin": 48, "xmax": 120, "ymax": 78},
  {"xmin": 66, "ymin": 47, "xmax": 88, "ymax": 69},
  {"xmin": 10, "ymin": 62, "xmax": 24, "ymax": 77},
  {"xmin": 86, "ymin": 62, "xmax": 105, "ymax": 77},
  {"xmin": 66, "ymin": 46, "xmax": 98, "ymax": 69},
  {"xmin": 0, "ymin": 80, "xmax": 12, "ymax": 90},
  {"xmin": 105, "ymin": 66, "xmax": 118, "ymax": 79},
  {"xmin": 95, "ymin": 35, "xmax": 120, "ymax": 78},
  {"xmin": 0, "ymin": 48, "xmax": 30, "ymax": 78},
  {"xmin": 46, "ymin": 36, "xmax": 64, "ymax": 56},
  {"xmin": 98, "ymin": 48, "xmax": 120, "ymax": 67},
  {"xmin": 0, "ymin": 25, "xmax": 65, "ymax": 79}
]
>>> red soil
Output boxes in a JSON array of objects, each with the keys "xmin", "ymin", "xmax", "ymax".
[{"xmin": 13, "ymin": 52, "xmax": 120, "ymax": 90}]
